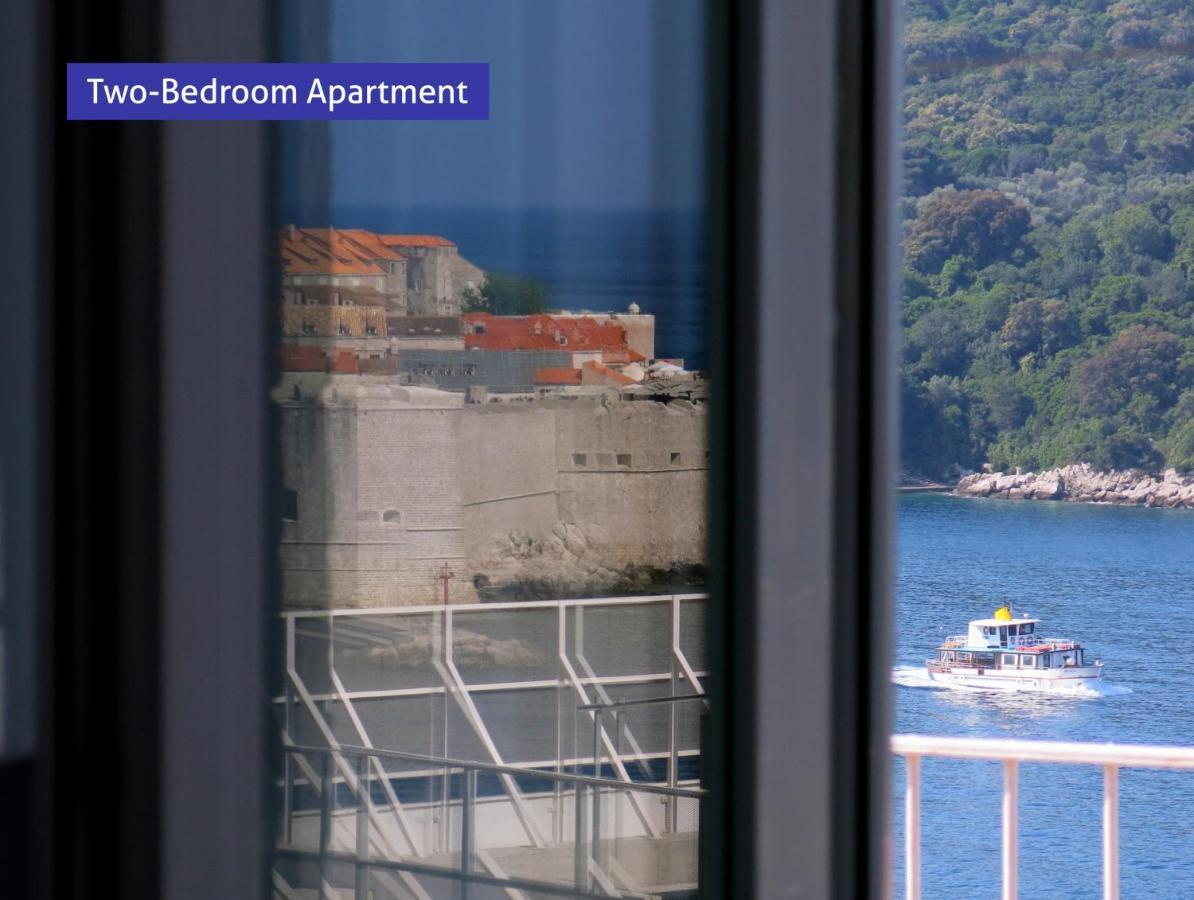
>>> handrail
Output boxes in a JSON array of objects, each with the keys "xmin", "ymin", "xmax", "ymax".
[
  {"xmin": 891, "ymin": 734, "xmax": 1194, "ymax": 900},
  {"xmin": 284, "ymin": 591, "xmax": 709, "ymax": 619},
  {"xmin": 286, "ymin": 741, "xmax": 706, "ymax": 799},
  {"xmin": 892, "ymin": 734, "xmax": 1194, "ymax": 769},
  {"xmin": 578, "ymin": 692, "xmax": 709, "ymax": 711}
]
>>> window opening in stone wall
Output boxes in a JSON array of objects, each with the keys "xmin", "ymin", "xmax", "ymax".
[{"xmin": 282, "ymin": 489, "xmax": 298, "ymax": 522}]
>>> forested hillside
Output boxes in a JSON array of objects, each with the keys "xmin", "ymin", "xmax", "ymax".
[{"xmin": 899, "ymin": 0, "xmax": 1194, "ymax": 478}]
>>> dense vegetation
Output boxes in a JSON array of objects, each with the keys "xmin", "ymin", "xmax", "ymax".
[
  {"xmin": 899, "ymin": 0, "xmax": 1194, "ymax": 478},
  {"xmin": 462, "ymin": 272, "xmax": 548, "ymax": 316}
]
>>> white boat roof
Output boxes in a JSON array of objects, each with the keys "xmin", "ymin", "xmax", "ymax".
[{"xmin": 970, "ymin": 617, "xmax": 1039, "ymax": 627}]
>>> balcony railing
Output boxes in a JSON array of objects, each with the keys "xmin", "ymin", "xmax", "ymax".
[{"xmin": 892, "ymin": 734, "xmax": 1194, "ymax": 900}]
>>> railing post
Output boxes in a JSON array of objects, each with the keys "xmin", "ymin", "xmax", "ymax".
[
  {"xmin": 574, "ymin": 782, "xmax": 589, "ymax": 891},
  {"xmin": 905, "ymin": 754, "xmax": 921, "ymax": 900},
  {"xmin": 355, "ymin": 754, "xmax": 370, "ymax": 900},
  {"xmin": 1104, "ymin": 765, "xmax": 1119, "ymax": 900},
  {"xmin": 461, "ymin": 768, "xmax": 476, "ymax": 899},
  {"xmin": 1002, "ymin": 759, "xmax": 1018, "ymax": 900},
  {"xmin": 319, "ymin": 752, "xmax": 334, "ymax": 898}
]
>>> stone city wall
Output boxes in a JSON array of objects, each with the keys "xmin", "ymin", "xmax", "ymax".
[{"xmin": 277, "ymin": 376, "xmax": 707, "ymax": 608}]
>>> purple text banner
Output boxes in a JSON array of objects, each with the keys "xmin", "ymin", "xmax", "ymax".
[{"xmin": 67, "ymin": 63, "xmax": 490, "ymax": 121}]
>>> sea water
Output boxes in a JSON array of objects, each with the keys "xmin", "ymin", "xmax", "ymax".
[
  {"xmin": 894, "ymin": 492, "xmax": 1194, "ymax": 899},
  {"xmin": 328, "ymin": 206, "xmax": 708, "ymax": 369}
]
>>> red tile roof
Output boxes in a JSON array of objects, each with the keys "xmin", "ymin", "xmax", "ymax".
[
  {"xmin": 381, "ymin": 234, "xmax": 457, "ymax": 249},
  {"xmin": 601, "ymin": 349, "xmax": 646, "ymax": 365},
  {"xmin": 281, "ymin": 226, "xmax": 403, "ymax": 276},
  {"xmin": 463, "ymin": 313, "xmax": 628, "ymax": 353},
  {"xmin": 582, "ymin": 361, "xmax": 635, "ymax": 386},
  {"xmin": 279, "ymin": 344, "xmax": 327, "ymax": 372},
  {"xmin": 533, "ymin": 367, "xmax": 583, "ymax": 385}
]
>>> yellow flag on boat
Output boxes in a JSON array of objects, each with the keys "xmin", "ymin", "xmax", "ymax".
[{"xmin": 994, "ymin": 605, "xmax": 1013, "ymax": 621}]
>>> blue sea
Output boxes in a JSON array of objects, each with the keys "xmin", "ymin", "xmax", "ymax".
[
  {"xmin": 894, "ymin": 493, "xmax": 1194, "ymax": 899},
  {"xmin": 331, "ymin": 206, "xmax": 708, "ymax": 369}
]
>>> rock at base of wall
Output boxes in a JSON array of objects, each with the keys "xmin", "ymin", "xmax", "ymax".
[{"xmin": 955, "ymin": 464, "xmax": 1194, "ymax": 509}]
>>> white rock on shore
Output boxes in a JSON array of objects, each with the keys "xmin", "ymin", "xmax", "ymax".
[{"xmin": 955, "ymin": 463, "xmax": 1194, "ymax": 509}]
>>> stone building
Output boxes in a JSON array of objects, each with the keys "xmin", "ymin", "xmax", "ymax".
[
  {"xmin": 281, "ymin": 226, "xmax": 408, "ymax": 311},
  {"xmin": 276, "ymin": 375, "xmax": 707, "ymax": 608},
  {"xmin": 281, "ymin": 226, "xmax": 485, "ymax": 317},
  {"xmin": 383, "ymin": 235, "xmax": 485, "ymax": 316},
  {"xmin": 280, "ymin": 283, "xmax": 395, "ymax": 375}
]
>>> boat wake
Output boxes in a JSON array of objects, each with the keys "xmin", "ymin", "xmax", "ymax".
[{"xmin": 891, "ymin": 665, "xmax": 1132, "ymax": 698}]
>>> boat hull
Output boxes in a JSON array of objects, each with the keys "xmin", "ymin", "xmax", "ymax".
[{"xmin": 925, "ymin": 665, "xmax": 1103, "ymax": 692}]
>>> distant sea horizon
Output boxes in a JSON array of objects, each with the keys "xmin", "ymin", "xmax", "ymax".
[{"xmin": 327, "ymin": 205, "xmax": 708, "ymax": 369}]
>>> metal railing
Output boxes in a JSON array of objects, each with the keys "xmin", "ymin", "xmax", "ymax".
[
  {"xmin": 275, "ymin": 593, "xmax": 708, "ymax": 898},
  {"xmin": 892, "ymin": 734, "xmax": 1194, "ymax": 900},
  {"xmin": 276, "ymin": 741, "xmax": 704, "ymax": 898}
]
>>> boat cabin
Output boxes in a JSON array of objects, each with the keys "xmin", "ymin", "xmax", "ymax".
[
  {"xmin": 932, "ymin": 608, "xmax": 1089, "ymax": 671},
  {"xmin": 966, "ymin": 616, "xmax": 1039, "ymax": 649}
]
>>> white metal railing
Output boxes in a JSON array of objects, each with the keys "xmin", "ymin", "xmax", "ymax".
[
  {"xmin": 277, "ymin": 593, "xmax": 707, "ymax": 896},
  {"xmin": 892, "ymin": 734, "xmax": 1194, "ymax": 900}
]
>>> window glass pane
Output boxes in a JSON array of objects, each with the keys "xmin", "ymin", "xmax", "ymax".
[
  {"xmin": 272, "ymin": 3, "xmax": 710, "ymax": 895},
  {"xmin": 895, "ymin": 3, "xmax": 1194, "ymax": 892}
]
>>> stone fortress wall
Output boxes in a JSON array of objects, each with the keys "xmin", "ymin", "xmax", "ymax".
[{"xmin": 277, "ymin": 375, "xmax": 707, "ymax": 608}]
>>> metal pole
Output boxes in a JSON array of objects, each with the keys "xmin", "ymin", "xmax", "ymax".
[
  {"xmin": 905, "ymin": 754, "xmax": 921, "ymax": 900},
  {"xmin": 574, "ymin": 783, "xmax": 589, "ymax": 891},
  {"xmin": 592, "ymin": 773, "xmax": 602, "ymax": 870},
  {"xmin": 283, "ymin": 689, "xmax": 293, "ymax": 845},
  {"xmin": 592, "ymin": 709, "xmax": 601, "ymax": 779},
  {"xmin": 615, "ymin": 710, "xmax": 625, "ymax": 859},
  {"xmin": 591, "ymin": 710, "xmax": 602, "ymax": 867},
  {"xmin": 355, "ymin": 754, "xmax": 370, "ymax": 900},
  {"xmin": 319, "ymin": 753, "xmax": 334, "ymax": 899},
  {"xmin": 461, "ymin": 768, "xmax": 476, "ymax": 900},
  {"xmin": 1103, "ymin": 765, "xmax": 1119, "ymax": 900},
  {"xmin": 1002, "ymin": 759, "xmax": 1018, "ymax": 900},
  {"xmin": 668, "ymin": 680, "xmax": 678, "ymax": 832}
]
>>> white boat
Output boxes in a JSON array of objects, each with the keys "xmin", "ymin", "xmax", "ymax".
[{"xmin": 926, "ymin": 605, "xmax": 1103, "ymax": 691}]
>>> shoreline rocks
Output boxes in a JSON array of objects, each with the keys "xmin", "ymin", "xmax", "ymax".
[{"xmin": 955, "ymin": 464, "xmax": 1194, "ymax": 509}]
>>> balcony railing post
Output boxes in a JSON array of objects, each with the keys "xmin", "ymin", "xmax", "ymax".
[
  {"xmin": 355, "ymin": 754, "xmax": 370, "ymax": 900},
  {"xmin": 461, "ymin": 767, "xmax": 477, "ymax": 898},
  {"xmin": 1002, "ymin": 759, "xmax": 1018, "ymax": 900},
  {"xmin": 905, "ymin": 754, "xmax": 921, "ymax": 900},
  {"xmin": 319, "ymin": 752, "xmax": 334, "ymax": 895},
  {"xmin": 574, "ymin": 782, "xmax": 589, "ymax": 891},
  {"xmin": 1104, "ymin": 764, "xmax": 1119, "ymax": 900}
]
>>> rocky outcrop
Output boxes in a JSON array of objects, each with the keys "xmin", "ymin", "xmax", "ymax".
[
  {"xmin": 473, "ymin": 521, "xmax": 705, "ymax": 598},
  {"xmin": 956, "ymin": 464, "xmax": 1194, "ymax": 509}
]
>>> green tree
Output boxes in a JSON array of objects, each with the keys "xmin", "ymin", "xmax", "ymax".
[
  {"xmin": 461, "ymin": 273, "xmax": 549, "ymax": 316},
  {"xmin": 905, "ymin": 189, "xmax": 1032, "ymax": 275},
  {"xmin": 1073, "ymin": 325, "xmax": 1184, "ymax": 425}
]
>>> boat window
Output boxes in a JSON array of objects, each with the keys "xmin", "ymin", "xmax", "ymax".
[
  {"xmin": 1041, "ymin": 654, "xmax": 1050, "ymax": 668},
  {"xmin": 975, "ymin": 652, "xmax": 995, "ymax": 667},
  {"xmin": 1023, "ymin": 622, "xmax": 1034, "ymax": 634},
  {"xmin": 1021, "ymin": 655, "xmax": 1035, "ymax": 668},
  {"xmin": 1001, "ymin": 654, "xmax": 1016, "ymax": 667}
]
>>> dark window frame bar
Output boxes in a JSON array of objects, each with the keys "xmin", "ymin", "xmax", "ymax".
[{"xmin": 703, "ymin": 0, "xmax": 897, "ymax": 896}]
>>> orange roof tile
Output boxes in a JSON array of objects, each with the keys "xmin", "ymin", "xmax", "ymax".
[
  {"xmin": 533, "ymin": 367, "xmax": 583, "ymax": 385},
  {"xmin": 280, "ymin": 226, "xmax": 403, "ymax": 276},
  {"xmin": 381, "ymin": 234, "xmax": 457, "ymax": 249},
  {"xmin": 463, "ymin": 313, "xmax": 628, "ymax": 353},
  {"xmin": 601, "ymin": 349, "xmax": 646, "ymax": 365},
  {"xmin": 582, "ymin": 361, "xmax": 635, "ymax": 386}
]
